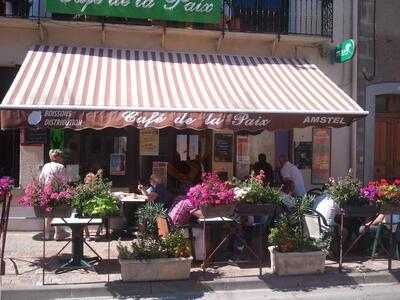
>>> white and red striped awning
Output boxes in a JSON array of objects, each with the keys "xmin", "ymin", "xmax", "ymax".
[{"xmin": 0, "ymin": 45, "xmax": 367, "ymax": 131}]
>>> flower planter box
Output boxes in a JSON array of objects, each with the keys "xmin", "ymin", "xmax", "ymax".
[
  {"xmin": 380, "ymin": 203, "xmax": 400, "ymax": 214},
  {"xmin": 200, "ymin": 203, "xmax": 236, "ymax": 218},
  {"xmin": 119, "ymin": 257, "xmax": 193, "ymax": 282},
  {"xmin": 34, "ymin": 206, "xmax": 73, "ymax": 218},
  {"xmin": 268, "ymin": 246, "xmax": 326, "ymax": 276},
  {"xmin": 235, "ymin": 203, "xmax": 276, "ymax": 216},
  {"xmin": 341, "ymin": 205, "xmax": 378, "ymax": 217}
]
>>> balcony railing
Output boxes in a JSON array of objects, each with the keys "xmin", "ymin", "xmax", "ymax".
[{"xmin": 0, "ymin": 0, "xmax": 333, "ymax": 38}]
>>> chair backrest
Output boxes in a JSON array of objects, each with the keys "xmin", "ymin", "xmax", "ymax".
[
  {"xmin": 156, "ymin": 216, "xmax": 170, "ymax": 238},
  {"xmin": 303, "ymin": 210, "xmax": 323, "ymax": 240}
]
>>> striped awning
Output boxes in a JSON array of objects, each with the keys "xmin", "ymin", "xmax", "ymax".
[{"xmin": 0, "ymin": 45, "xmax": 367, "ymax": 131}]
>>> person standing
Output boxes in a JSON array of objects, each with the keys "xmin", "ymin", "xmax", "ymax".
[
  {"xmin": 39, "ymin": 149, "xmax": 69, "ymax": 240},
  {"xmin": 278, "ymin": 155, "xmax": 306, "ymax": 197},
  {"xmin": 252, "ymin": 153, "xmax": 274, "ymax": 185}
]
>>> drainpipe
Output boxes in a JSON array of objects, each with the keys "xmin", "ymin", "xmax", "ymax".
[{"xmin": 351, "ymin": 0, "xmax": 358, "ymax": 177}]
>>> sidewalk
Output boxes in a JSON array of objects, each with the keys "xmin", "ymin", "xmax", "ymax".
[{"xmin": 1, "ymin": 232, "xmax": 400, "ymax": 299}]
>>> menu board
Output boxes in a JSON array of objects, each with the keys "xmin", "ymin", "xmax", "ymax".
[
  {"xmin": 312, "ymin": 128, "xmax": 331, "ymax": 184},
  {"xmin": 24, "ymin": 128, "xmax": 47, "ymax": 145},
  {"xmin": 139, "ymin": 129, "xmax": 159, "ymax": 156},
  {"xmin": 294, "ymin": 142, "xmax": 312, "ymax": 169},
  {"xmin": 214, "ymin": 133, "xmax": 233, "ymax": 162}
]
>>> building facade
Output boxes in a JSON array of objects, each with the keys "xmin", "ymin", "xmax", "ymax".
[
  {"xmin": 357, "ymin": 0, "xmax": 400, "ymax": 183},
  {"xmin": 0, "ymin": 0, "xmax": 363, "ymax": 229}
]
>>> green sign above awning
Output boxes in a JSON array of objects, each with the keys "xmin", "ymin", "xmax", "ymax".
[
  {"xmin": 335, "ymin": 39, "xmax": 355, "ymax": 63},
  {"xmin": 45, "ymin": 0, "xmax": 222, "ymax": 24}
]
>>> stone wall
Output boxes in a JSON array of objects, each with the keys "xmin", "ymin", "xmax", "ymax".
[{"xmin": 357, "ymin": 0, "xmax": 400, "ymax": 181}]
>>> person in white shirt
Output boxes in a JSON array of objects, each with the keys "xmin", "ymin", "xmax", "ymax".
[
  {"xmin": 313, "ymin": 194, "xmax": 340, "ymax": 227},
  {"xmin": 39, "ymin": 149, "xmax": 68, "ymax": 240},
  {"xmin": 278, "ymin": 155, "xmax": 306, "ymax": 197}
]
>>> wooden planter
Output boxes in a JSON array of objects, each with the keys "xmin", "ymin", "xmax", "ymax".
[
  {"xmin": 268, "ymin": 246, "xmax": 326, "ymax": 276},
  {"xmin": 341, "ymin": 205, "xmax": 378, "ymax": 217},
  {"xmin": 200, "ymin": 203, "xmax": 236, "ymax": 218},
  {"xmin": 235, "ymin": 203, "xmax": 276, "ymax": 216},
  {"xmin": 119, "ymin": 257, "xmax": 193, "ymax": 282},
  {"xmin": 34, "ymin": 206, "xmax": 72, "ymax": 218}
]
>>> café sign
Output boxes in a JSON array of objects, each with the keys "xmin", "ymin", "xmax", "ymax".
[
  {"xmin": 45, "ymin": 0, "xmax": 222, "ymax": 24},
  {"xmin": 1, "ymin": 109, "xmax": 357, "ymax": 131}
]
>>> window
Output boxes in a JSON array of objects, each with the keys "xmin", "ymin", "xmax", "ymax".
[
  {"xmin": 0, "ymin": 67, "xmax": 20, "ymax": 185},
  {"xmin": 376, "ymin": 94, "xmax": 400, "ymax": 113}
]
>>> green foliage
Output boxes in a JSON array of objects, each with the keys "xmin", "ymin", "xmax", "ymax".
[
  {"xmin": 268, "ymin": 195, "xmax": 330, "ymax": 253},
  {"xmin": 163, "ymin": 230, "xmax": 190, "ymax": 258},
  {"xmin": 81, "ymin": 194, "xmax": 119, "ymax": 217},
  {"xmin": 233, "ymin": 176, "xmax": 283, "ymax": 205},
  {"xmin": 72, "ymin": 174, "xmax": 119, "ymax": 217},
  {"xmin": 326, "ymin": 170, "xmax": 364, "ymax": 206},
  {"xmin": 136, "ymin": 202, "xmax": 166, "ymax": 238},
  {"xmin": 117, "ymin": 230, "xmax": 189, "ymax": 260}
]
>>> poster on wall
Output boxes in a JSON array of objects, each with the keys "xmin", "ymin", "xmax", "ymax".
[
  {"xmin": 294, "ymin": 142, "xmax": 312, "ymax": 169},
  {"xmin": 236, "ymin": 135, "xmax": 250, "ymax": 163},
  {"xmin": 152, "ymin": 161, "xmax": 168, "ymax": 185},
  {"xmin": 139, "ymin": 129, "xmax": 159, "ymax": 156},
  {"xmin": 110, "ymin": 153, "xmax": 126, "ymax": 176},
  {"xmin": 214, "ymin": 133, "xmax": 233, "ymax": 162},
  {"xmin": 312, "ymin": 128, "xmax": 331, "ymax": 184}
]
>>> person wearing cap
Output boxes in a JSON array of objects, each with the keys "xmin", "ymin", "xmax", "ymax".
[{"xmin": 39, "ymin": 149, "xmax": 69, "ymax": 240}]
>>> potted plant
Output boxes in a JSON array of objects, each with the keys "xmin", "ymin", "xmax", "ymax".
[
  {"xmin": 268, "ymin": 196, "xmax": 329, "ymax": 275},
  {"xmin": 18, "ymin": 176, "xmax": 74, "ymax": 218},
  {"xmin": 72, "ymin": 172, "xmax": 119, "ymax": 218},
  {"xmin": 326, "ymin": 170, "xmax": 376, "ymax": 217},
  {"xmin": 233, "ymin": 170, "xmax": 282, "ymax": 215},
  {"xmin": 186, "ymin": 172, "xmax": 236, "ymax": 218},
  {"xmin": 360, "ymin": 178, "xmax": 400, "ymax": 214},
  {"xmin": 136, "ymin": 202, "xmax": 167, "ymax": 237},
  {"xmin": 117, "ymin": 229, "xmax": 192, "ymax": 281}
]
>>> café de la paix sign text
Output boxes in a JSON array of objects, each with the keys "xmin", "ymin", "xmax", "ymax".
[{"xmin": 45, "ymin": 0, "xmax": 221, "ymax": 24}]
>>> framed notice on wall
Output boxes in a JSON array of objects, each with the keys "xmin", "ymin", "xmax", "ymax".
[
  {"xmin": 110, "ymin": 153, "xmax": 126, "ymax": 176},
  {"xmin": 214, "ymin": 133, "xmax": 233, "ymax": 162},
  {"xmin": 312, "ymin": 128, "xmax": 331, "ymax": 184},
  {"xmin": 139, "ymin": 129, "xmax": 159, "ymax": 156}
]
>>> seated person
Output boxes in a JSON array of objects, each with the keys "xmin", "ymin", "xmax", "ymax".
[
  {"xmin": 360, "ymin": 213, "xmax": 400, "ymax": 241},
  {"xmin": 281, "ymin": 180, "xmax": 296, "ymax": 210},
  {"xmin": 313, "ymin": 194, "xmax": 340, "ymax": 228},
  {"xmin": 138, "ymin": 174, "xmax": 168, "ymax": 206}
]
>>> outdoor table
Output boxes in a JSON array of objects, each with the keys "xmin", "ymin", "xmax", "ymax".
[
  {"xmin": 113, "ymin": 192, "xmax": 147, "ymax": 236},
  {"xmin": 197, "ymin": 216, "xmax": 263, "ymax": 276},
  {"xmin": 51, "ymin": 217, "xmax": 103, "ymax": 272},
  {"xmin": 339, "ymin": 209, "xmax": 396, "ymax": 271}
]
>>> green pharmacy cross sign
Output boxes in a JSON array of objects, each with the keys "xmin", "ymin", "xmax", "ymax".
[
  {"xmin": 335, "ymin": 39, "xmax": 355, "ymax": 63},
  {"xmin": 45, "ymin": 0, "xmax": 222, "ymax": 24}
]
